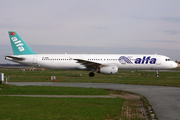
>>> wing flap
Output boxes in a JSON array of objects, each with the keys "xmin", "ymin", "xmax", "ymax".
[{"xmin": 74, "ymin": 59, "xmax": 102, "ymax": 68}]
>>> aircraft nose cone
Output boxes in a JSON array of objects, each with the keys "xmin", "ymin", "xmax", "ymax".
[
  {"xmin": 171, "ymin": 62, "xmax": 178, "ymax": 68},
  {"xmin": 176, "ymin": 62, "xmax": 180, "ymax": 68}
]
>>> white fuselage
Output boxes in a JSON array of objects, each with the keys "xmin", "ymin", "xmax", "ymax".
[
  {"xmin": 6, "ymin": 54, "xmax": 177, "ymax": 71},
  {"xmin": 6, "ymin": 31, "xmax": 178, "ymax": 76}
]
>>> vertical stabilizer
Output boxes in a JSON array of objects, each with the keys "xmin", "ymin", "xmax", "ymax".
[{"xmin": 8, "ymin": 31, "xmax": 36, "ymax": 55}]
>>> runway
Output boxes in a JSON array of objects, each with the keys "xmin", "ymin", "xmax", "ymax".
[{"xmin": 8, "ymin": 82, "xmax": 180, "ymax": 120}]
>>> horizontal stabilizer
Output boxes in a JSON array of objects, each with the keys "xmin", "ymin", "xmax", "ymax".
[{"xmin": 5, "ymin": 56, "xmax": 25, "ymax": 61}]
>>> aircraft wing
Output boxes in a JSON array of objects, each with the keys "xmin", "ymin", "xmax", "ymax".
[{"xmin": 74, "ymin": 59, "xmax": 103, "ymax": 68}]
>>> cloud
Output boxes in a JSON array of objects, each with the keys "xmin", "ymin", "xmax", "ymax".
[
  {"xmin": 138, "ymin": 39, "xmax": 180, "ymax": 43},
  {"xmin": 160, "ymin": 17, "xmax": 180, "ymax": 23},
  {"xmin": 164, "ymin": 30, "xmax": 180, "ymax": 35}
]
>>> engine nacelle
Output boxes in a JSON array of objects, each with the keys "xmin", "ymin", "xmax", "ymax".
[{"xmin": 97, "ymin": 66, "xmax": 118, "ymax": 74}]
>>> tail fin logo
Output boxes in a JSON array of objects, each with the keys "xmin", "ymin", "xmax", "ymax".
[
  {"xmin": 10, "ymin": 32, "xmax": 15, "ymax": 35},
  {"xmin": 11, "ymin": 37, "xmax": 25, "ymax": 52},
  {"xmin": 119, "ymin": 56, "xmax": 133, "ymax": 64}
]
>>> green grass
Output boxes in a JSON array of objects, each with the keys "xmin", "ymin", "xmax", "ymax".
[
  {"xmin": 0, "ymin": 96, "xmax": 124, "ymax": 120},
  {"xmin": 0, "ymin": 85, "xmax": 109, "ymax": 95},
  {"xmin": 0, "ymin": 68, "xmax": 166, "ymax": 119},
  {"xmin": 0, "ymin": 67, "xmax": 161, "ymax": 120},
  {"xmin": 1, "ymin": 68, "xmax": 180, "ymax": 87},
  {"xmin": 0, "ymin": 84, "xmax": 126, "ymax": 119}
]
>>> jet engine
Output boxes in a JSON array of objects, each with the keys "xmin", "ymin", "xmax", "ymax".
[{"xmin": 97, "ymin": 66, "xmax": 118, "ymax": 74}]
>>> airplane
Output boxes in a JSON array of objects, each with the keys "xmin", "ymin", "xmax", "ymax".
[{"xmin": 5, "ymin": 31, "xmax": 178, "ymax": 77}]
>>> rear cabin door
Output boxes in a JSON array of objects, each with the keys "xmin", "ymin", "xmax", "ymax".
[{"xmin": 33, "ymin": 56, "xmax": 37, "ymax": 64}]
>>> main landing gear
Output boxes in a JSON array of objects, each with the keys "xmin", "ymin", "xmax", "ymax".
[
  {"xmin": 89, "ymin": 72, "xmax": 95, "ymax": 77},
  {"xmin": 156, "ymin": 70, "xmax": 159, "ymax": 77}
]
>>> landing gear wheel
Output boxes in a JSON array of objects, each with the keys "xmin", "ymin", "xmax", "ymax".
[
  {"xmin": 89, "ymin": 72, "xmax": 95, "ymax": 77},
  {"xmin": 156, "ymin": 70, "xmax": 159, "ymax": 77}
]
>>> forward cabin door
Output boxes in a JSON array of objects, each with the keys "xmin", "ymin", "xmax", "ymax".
[{"xmin": 156, "ymin": 56, "xmax": 161, "ymax": 65}]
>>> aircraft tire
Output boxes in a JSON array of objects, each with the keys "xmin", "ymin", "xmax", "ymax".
[{"xmin": 89, "ymin": 72, "xmax": 95, "ymax": 77}]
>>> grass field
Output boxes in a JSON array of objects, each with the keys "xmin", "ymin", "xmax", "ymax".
[
  {"xmin": 1, "ymin": 68, "xmax": 180, "ymax": 87},
  {"xmin": 0, "ymin": 85, "xmax": 110, "ymax": 95},
  {"xmin": 0, "ymin": 85, "xmax": 125, "ymax": 120},
  {"xmin": 0, "ymin": 68, "xmax": 178, "ymax": 119},
  {"xmin": 0, "ymin": 96, "xmax": 124, "ymax": 120}
]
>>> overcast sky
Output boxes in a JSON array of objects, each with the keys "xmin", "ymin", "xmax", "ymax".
[{"xmin": 1, "ymin": 0, "xmax": 180, "ymax": 63}]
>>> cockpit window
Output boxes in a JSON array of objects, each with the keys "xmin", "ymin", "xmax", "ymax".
[{"xmin": 165, "ymin": 59, "xmax": 170, "ymax": 61}]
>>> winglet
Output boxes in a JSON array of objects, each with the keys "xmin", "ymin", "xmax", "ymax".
[{"xmin": 8, "ymin": 31, "xmax": 36, "ymax": 55}]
